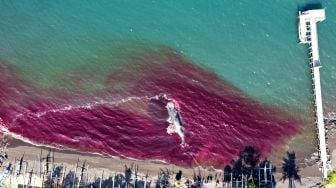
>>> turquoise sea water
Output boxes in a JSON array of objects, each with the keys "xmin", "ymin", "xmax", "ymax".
[
  {"xmin": 0, "ymin": 1, "xmax": 335, "ymax": 159},
  {"xmin": 1, "ymin": 1, "xmax": 335, "ymax": 113}
]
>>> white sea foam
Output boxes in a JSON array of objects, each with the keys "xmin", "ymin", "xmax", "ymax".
[
  {"xmin": 0, "ymin": 117, "xmax": 173, "ymax": 165},
  {"xmin": 0, "ymin": 116, "xmax": 218, "ymax": 172},
  {"xmin": 0, "ymin": 93, "xmax": 190, "ymax": 165},
  {"xmin": 11, "ymin": 94, "xmax": 167, "ymax": 123}
]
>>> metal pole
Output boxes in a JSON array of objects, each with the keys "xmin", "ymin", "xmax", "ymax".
[
  {"xmin": 51, "ymin": 151, "xmax": 54, "ymax": 179},
  {"xmin": 112, "ymin": 174, "xmax": 115, "ymax": 188},
  {"xmin": 23, "ymin": 162, "xmax": 27, "ymax": 188},
  {"xmin": 39, "ymin": 150, "xmax": 42, "ymax": 178},
  {"xmin": 241, "ymin": 173, "xmax": 243, "ymax": 188},
  {"xmin": 99, "ymin": 170, "xmax": 103, "ymax": 188},
  {"xmin": 73, "ymin": 160, "xmax": 78, "ymax": 188},
  {"xmin": 133, "ymin": 166, "xmax": 135, "ymax": 188},
  {"xmin": 9, "ymin": 164, "xmax": 12, "ymax": 188},
  {"xmin": 264, "ymin": 164, "xmax": 267, "ymax": 184},
  {"xmin": 258, "ymin": 165, "xmax": 260, "ymax": 188},
  {"xmin": 86, "ymin": 165, "xmax": 90, "ymax": 186},
  {"xmin": 62, "ymin": 166, "xmax": 67, "ymax": 187},
  {"xmin": 270, "ymin": 164, "xmax": 273, "ymax": 188}
]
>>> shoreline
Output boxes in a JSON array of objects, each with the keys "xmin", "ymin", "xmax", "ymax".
[
  {"xmin": 4, "ymin": 136, "xmax": 209, "ymax": 178},
  {"xmin": 1, "ymin": 132, "xmax": 331, "ymax": 187},
  {"xmin": 3, "ymin": 115, "xmax": 336, "ymax": 187}
]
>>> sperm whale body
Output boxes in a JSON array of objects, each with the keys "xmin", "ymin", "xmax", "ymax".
[{"xmin": 166, "ymin": 100, "xmax": 185, "ymax": 146}]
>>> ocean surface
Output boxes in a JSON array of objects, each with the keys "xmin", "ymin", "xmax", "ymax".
[{"xmin": 0, "ymin": 1, "xmax": 335, "ymax": 167}]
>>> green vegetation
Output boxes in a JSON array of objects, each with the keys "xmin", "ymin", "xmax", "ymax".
[
  {"xmin": 327, "ymin": 171, "xmax": 336, "ymax": 185},
  {"xmin": 247, "ymin": 182, "xmax": 257, "ymax": 188}
]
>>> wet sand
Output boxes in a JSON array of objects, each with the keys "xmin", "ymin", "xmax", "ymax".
[
  {"xmin": 4, "ymin": 136, "xmax": 203, "ymax": 178},
  {"xmin": 4, "ymin": 116, "xmax": 335, "ymax": 188},
  {"xmin": 4, "ymin": 136, "xmax": 323, "ymax": 182}
]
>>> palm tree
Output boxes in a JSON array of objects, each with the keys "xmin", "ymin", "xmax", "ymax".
[
  {"xmin": 193, "ymin": 169, "xmax": 203, "ymax": 187},
  {"xmin": 239, "ymin": 146, "xmax": 261, "ymax": 185},
  {"xmin": 227, "ymin": 146, "xmax": 261, "ymax": 187},
  {"xmin": 125, "ymin": 165, "xmax": 132, "ymax": 188},
  {"xmin": 223, "ymin": 165, "xmax": 232, "ymax": 187},
  {"xmin": 175, "ymin": 170, "xmax": 182, "ymax": 187},
  {"xmin": 176, "ymin": 170, "xmax": 182, "ymax": 181},
  {"xmin": 281, "ymin": 151, "xmax": 301, "ymax": 188},
  {"xmin": 240, "ymin": 146, "xmax": 261, "ymax": 176}
]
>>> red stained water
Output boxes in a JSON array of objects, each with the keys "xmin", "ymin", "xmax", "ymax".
[{"xmin": 0, "ymin": 49, "xmax": 301, "ymax": 167}]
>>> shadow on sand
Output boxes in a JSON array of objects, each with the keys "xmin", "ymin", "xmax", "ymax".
[{"xmin": 280, "ymin": 151, "xmax": 301, "ymax": 188}]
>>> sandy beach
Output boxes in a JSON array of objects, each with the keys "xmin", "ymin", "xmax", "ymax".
[
  {"xmin": 4, "ymin": 136, "xmax": 205, "ymax": 180},
  {"xmin": 3, "ymin": 116, "xmax": 336, "ymax": 187},
  {"xmin": 1, "ymin": 134, "xmax": 328, "ymax": 187}
]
